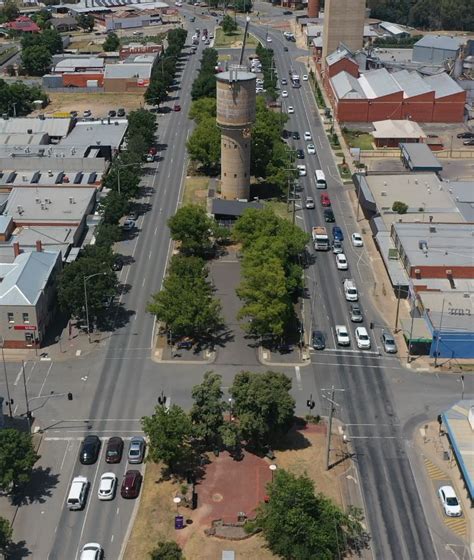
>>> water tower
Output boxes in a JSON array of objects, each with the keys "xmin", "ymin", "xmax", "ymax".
[{"xmin": 216, "ymin": 66, "xmax": 256, "ymax": 200}]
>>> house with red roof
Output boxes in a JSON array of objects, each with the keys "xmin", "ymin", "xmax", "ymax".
[{"xmin": 4, "ymin": 16, "xmax": 40, "ymax": 33}]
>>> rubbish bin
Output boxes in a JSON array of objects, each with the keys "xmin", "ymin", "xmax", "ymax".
[{"xmin": 175, "ymin": 515, "xmax": 184, "ymax": 530}]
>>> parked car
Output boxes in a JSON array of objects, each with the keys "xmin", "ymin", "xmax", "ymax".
[
  {"xmin": 173, "ymin": 104, "xmax": 181, "ymax": 112},
  {"xmin": 283, "ymin": 9, "xmax": 292, "ymax": 14},
  {"xmin": 320, "ymin": 193, "xmax": 331, "ymax": 207},
  {"xmin": 108, "ymin": 110, "xmax": 116, "ymax": 118},
  {"xmin": 324, "ymin": 208, "xmax": 335, "ymax": 222},
  {"xmin": 456, "ymin": 131, "xmax": 474, "ymax": 139},
  {"xmin": 117, "ymin": 108, "xmax": 125, "ymax": 117},
  {"xmin": 297, "ymin": 164, "xmax": 307, "ymax": 176},
  {"xmin": 79, "ymin": 435, "xmax": 101, "ymax": 465},
  {"xmin": 83, "ymin": 109, "xmax": 92, "ymax": 118},
  {"xmin": 335, "ymin": 253, "xmax": 348, "ymax": 270},
  {"xmin": 350, "ymin": 304, "xmax": 363, "ymax": 323},
  {"xmin": 336, "ymin": 325, "xmax": 350, "ymax": 346},
  {"xmin": 381, "ymin": 330, "xmax": 397, "ymax": 353},
  {"xmin": 438, "ymin": 485, "xmax": 462, "ymax": 517},
  {"xmin": 98, "ymin": 473, "xmax": 117, "ymax": 501},
  {"xmin": 79, "ymin": 543, "xmax": 103, "ymax": 560},
  {"xmin": 105, "ymin": 436, "xmax": 124, "ymax": 464},
  {"xmin": 302, "ymin": 74, "xmax": 308, "ymax": 81},
  {"xmin": 283, "ymin": 46, "xmax": 288, "ymax": 52},
  {"xmin": 355, "ymin": 326, "xmax": 371, "ymax": 349},
  {"xmin": 307, "ymin": 143, "xmax": 316, "ymax": 154},
  {"xmin": 463, "ymin": 139, "xmax": 474, "ymax": 146},
  {"xmin": 312, "ymin": 330, "xmax": 325, "ymax": 350},
  {"xmin": 128, "ymin": 210, "xmax": 139, "ymax": 221},
  {"xmin": 128, "ymin": 436, "xmax": 146, "ymax": 464},
  {"xmin": 332, "ymin": 226, "xmax": 344, "ymax": 241},
  {"xmin": 305, "ymin": 197, "xmax": 315, "ymax": 209},
  {"xmin": 121, "ymin": 470, "xmax": 142, "ymax": 499},
  {"xmin": 351, "ymin": 232, "xmax": 363, "ymax": 247},
  {"xmin": 112, "ymin": 257, "xmax": 123, "ymax": 272},
  {"xmin": 296, "ymin": 149, "xmax": 304, "ymax": 159}
]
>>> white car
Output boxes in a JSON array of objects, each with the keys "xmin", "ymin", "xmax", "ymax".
[
  {"xmin": 297, "ymin": 164, "xmax": 307, "ymax": 177},
  {"xmin": 335, "ymin": 253, "xmax": 348, "ymax": 270},
  {"xmin": 98, "ymin": 473, "xmax": 117, "ymax": 501},
  {"xmin": 304, "ymin": 131, "xmax": 312, "ymax": 141},
  {"xmin": 256, "ymin": 87, "xmax": 264, "ymax": 94},
  {"xmin": 307, "ymin": 143, "xmax": 316, "ymax": 154},
  {"xmin": 281, "ymin": 90, "xmax": 288, "ymax": 98},
  {"xmin": 79, "ymin": 543, "xmax": 103, "ymax": 560},
  {"xmin": 355, "ymin": 327, "xmax": 371, "ymax": 349},
  {"xmin": 266, "ymin": 36, "xmax": 272, "ymax": 42},
  {"xmin": 302, "ymin": 74, "xmax": 308, "ymax": 81},
  {"xmin": 438, "ymin": 486, "xmax": 462, "ymax": 517},
  {"xmin": 287, "ymin": 106, "xmax": 294, "ymax": 114},
  {"xmin": 305, "ymin": 197, "xmax": 315, "ymax": 209},
  {"xmin": 351, "ymin": 232, "xmax": 364, "ymax": 247},
  {"xmin": 336, "ymin": 325, "xmax": 350, "ymax": 346},
  {"xmin": 256, "ymin": 78, "xmax": 264, "ymax": 85}
]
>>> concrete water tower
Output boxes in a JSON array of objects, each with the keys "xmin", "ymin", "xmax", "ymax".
[{"xmin": 216, "ymin": 66, "xmax": 256, "ymax": 200}]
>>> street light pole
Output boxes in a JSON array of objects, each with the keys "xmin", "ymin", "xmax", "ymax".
[
  {"xmin": 83, "ymin": 272, "xmax": 107, "ymax": 343},
  {"xmin": 0, "ymin": 337, "xmax": 13, "ymax": 418}
]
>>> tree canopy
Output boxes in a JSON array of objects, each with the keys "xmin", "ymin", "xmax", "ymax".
[
  {"xmin": 150, "ymin": 541, "xmax": 184, "ymax": 560},
  {"xmin": 190, "ymin": 371, "xmax": 225, "ymax": 445},
  {"xmin": 255, "ymin": 469, "xmax": 370, "ymax": 559},
  {"xmin": 21, "ymin": 46, "xmax": 52, "ymax": 76},
  {"xmin": 0, "ymin": 517, "xmax": 12, "ymax": 556},
  {"xmin": 103, "ymin": 32, "xmax": 120, "ymax": 52},
  {"xmin": 0, "ymin": 80, "xmax": 48, "ymax": 116},
  {"xmin": 167, "ymin": 205, "xmax": 219, "ymax": 256},
  {"xmin": 222, "ymin": 15, "xmax": 238, "ymax": 34},
  {"xmin": 191, "ymin": 48, "xmax": 218, "ymax": 101},
  {"xmin": 21, "ymin": 28, "xmax": 63, "ymax": 55},
  {"xmin": 0, "ymin": 429, "xmax": 39, "ymax": 491}
]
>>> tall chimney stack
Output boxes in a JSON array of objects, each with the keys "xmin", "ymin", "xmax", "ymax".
[
  {"xmin": 35, "ymin": 240, "xmax": 43, "ymax": 253},
  {"xmin": 308, "ymin": 0, "xmax": 320, "ymax": 18}
]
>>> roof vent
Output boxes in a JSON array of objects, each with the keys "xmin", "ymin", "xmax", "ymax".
[
  {"xmin": 17, "ymin": 205, "xmax": 23, "ymax": 214},
  {"xmin": 45, "ymin": 198, "xmax": 52, "ymax": 204}
]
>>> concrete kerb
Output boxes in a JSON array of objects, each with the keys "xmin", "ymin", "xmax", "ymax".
[{"xmin": 258, "ymin": 346, "xmax": 311, "ymax": 368}]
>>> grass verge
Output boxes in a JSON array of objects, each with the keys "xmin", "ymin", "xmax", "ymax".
[
  {"xmin": 264, "ymin": 200, "xmax": 293, "ymax": 222},
  {"xmin": 337, "ymin": 163, "xmax": 352, "ymax": 181},
  {"xmin": 182, "ymin": 176, "xmax": 209, "ymax": 207}
]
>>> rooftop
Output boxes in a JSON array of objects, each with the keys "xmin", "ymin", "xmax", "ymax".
[
  {"xmin": 414, "ymin": 35, "xmax": 460, "ymax": 52},
  {"xmin": 331, "ymin": 71, "xmax": 365, "ymax": 100},
  {"xmin": 358, "ymin": 68, "xmax": 402, "ymax": 99},
  {"xmin": 0, "ymin": 250, "xmax": 60, "ymax": 306},
  {"xmin": 211, "ymin": 199, "xmax": 263, "ymax": 217},
  {"xmin": 5, "ymin": 16, "xmax": 40, "ymax": 33},
  {"xmin": 400, "ymin": 143, "xmax": 443, "ymax": 171},
  {"xmin": 0, "ymin": 226, "xmax": 74, "ymax": 263},
  {"xmin": 326, "ymin": 46, "xmax": 353, "ymax": 67},
  {"xmin": 392, "ymin": 69, "xmax": 433, "ymax": 98},
  {"xmin": 0, "ymin": 117, "xmax": 71, "ymax": 138},
  {"xmin": 104, "ymin": 63, "xmax": 152, "ymax": 79},
  {"xmin": 59, "ymin": 119, "xmax": 128, "ymax": 151},
  {"xmin": 379, "ymin": 21, "xmax": 409, "ymax": 36},
  {"xmin": 423, "ymin": 72, "xmax": 464, "ymax": 98},
  {"xmin": 445, "ymin": 181, "xmax": 474, "ymax": 223},
  {"xmin": 372, "ymin": 119, "xmax": 426, "ymax": 140},
  {"xmin": 420, "ymin": 291, "xmax": 474, "ymax": 332},
  {"xmin": 54, "ymin": 57, "xmax": 104, "ymax": 72},
  {"xmin": 392, "ymin": 221, "xmax": 474, "ymax": 268}
]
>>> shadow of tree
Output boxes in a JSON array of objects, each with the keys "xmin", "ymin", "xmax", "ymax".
[
  {"xmin": 10, "ymin": 466, "xmax": 59, "ymax": 507},
  {"xmin": 5, "ymin": 539, "xmax": 31, "ymax": 560}
]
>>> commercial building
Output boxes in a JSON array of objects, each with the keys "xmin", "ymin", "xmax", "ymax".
[
  {"xmin": 0, "ymin": 117, "xmax": 71, "ymax": 142},
  {"xmin": 413, "ymin": 35, "xmax": 460, "ymax": 65},
  {"xmin": 400, "ymin": 143, "xmax": 443, "ymax": 173},
  {"xmin": 103, "ymin": 7, "xmax": 165, "ymax": 31},
  {"xmin": 372, "ymin": 119, "xmax": 427, "ymax": 148},
  {"xmin": 0, "ymin": 249, "xmax": 62, "ymax": 348},
  {"xmin": 103, "ymin": 62, "xmax": 152, "ymax": 92},
  {"xmin": 119, "ymin": 42, "xmax": 162, "ymax": 60},
  {"xmin": 378, "ymin": 21, "xmax": 410, "ymax": 39},
  {"xmin": 210, "ymin": 199, "xmax": 262, "ymax": 227}
]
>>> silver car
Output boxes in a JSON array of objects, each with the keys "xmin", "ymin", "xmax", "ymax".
[
  {"xmin": 381, "ymin": 330, "xmax": 397, "ymax": 353},
  {"xmin": 128, "ymin": 436, "xmax": 146, "ymax": 464}
]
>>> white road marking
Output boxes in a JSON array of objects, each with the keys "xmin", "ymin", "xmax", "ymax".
[
  {"xmin": 111, "ymin": 535, "xmax": 114, "ymax": 543},
  {"xmin": 349, "ymin": 436, "xmax": 397, "ymax": 439},
  {"xmin": 37, "ymin": 362, "xmax": 54, "ymax": 398},
  {"xmin": 13, "ymin": 366, "xmax": 23, "ymax": 386},
  {"xmin": 295, "ymin": 366, "xmax": 302, "ymax": 390},
  {"xmin": 59, "ymin": 439, "xmax": 70, "ymax": 471}
]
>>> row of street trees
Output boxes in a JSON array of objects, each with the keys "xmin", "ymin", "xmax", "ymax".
[
  {"xmin": 191, "ymin": 48, "xmax": 218, "ymax": 101},
  {"xmin": 233, "ymin": 207, "xmax": 309, "ymax": 341},
  {"xmin": 57, "ymin": 109, "xmax": 157, "ymax": 323},
  {"xmin": 256, "ymin": 43, "xmax": 277, "ymax": 100},
  {"xmin": 145, "ymin": 28, "xmax": 187, "ymax": 107}
]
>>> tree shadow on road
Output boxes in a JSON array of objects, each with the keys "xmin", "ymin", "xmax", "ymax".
[
  {"xmin": 5, "ymin": 539, "xmax": 31, "ymax": 560},
  {"xmin": 10, "ymin": 466, "xmax": 59, "ymax": 507}
]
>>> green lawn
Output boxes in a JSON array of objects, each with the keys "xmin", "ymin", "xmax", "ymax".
[
  {"xmin": 214, "ymin": 27, "xmax": 258, "ymax": 48},
  {"xmin": 264, "ymin": 200, "xmax": 293, "ymax": 222},
  {"xmin": 343, "ymin": 130, "xmax": 374, "ymax": 150},
  {"xmin": 182, "ymin": 176, "xmax": 209, "ymax": 207}
]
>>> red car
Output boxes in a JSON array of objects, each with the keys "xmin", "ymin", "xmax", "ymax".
[
  {"xmin": 121, "ymin": 470, "xmax": 142, "ymax": 499},
  {"xmin": 320, "ymin": 193, "xmax": 331, "ymax": 207},
  {"xmin": 173, "ymin": 104, "xmax": 181, "ymax": 112}
]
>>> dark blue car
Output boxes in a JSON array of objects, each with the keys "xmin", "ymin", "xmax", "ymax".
[{"xmin": 332, "ymin": 226, "xmax": 344, "ymax": 241}]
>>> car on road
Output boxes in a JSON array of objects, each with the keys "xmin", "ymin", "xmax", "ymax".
[
  {"xmin": 320, "ymin": 192, "xmax": 331, "ymax": 207},
  {"xmin": 324, "ymin": 208, "xmax": 335, "ymax": 222},
  {"xmin": 305, "ymin": 197, "xmax": 315, "ymax": 209},
  {"xmin": 350, "ymin": 304, "xmax": 363, "ymax": 323},
  {"xmin": 351, "ymin": 232, "xmax": 363, "ymax": 247},
  {"xmin": 332, "ymin": 226, "xmax": 343, "ymax": 241},
  {"xmin": 292, "ymin": 131, "xmax": 300, "ymax": 140},
  {"xmin": 438, "ymin": 486, "xmax": 462, "ymax": 517},
  {"xmin": 83, "ymin": 109, "xmax": 92, "ymax": 118},
  {"xmin": 128, "ymin": 436, "xmax": 146, "ymax": 464},
  {"xmin": 355, "ymin": 327, "xmax": 371, "ymax": 349},
  {"xmin": 105, "ymin": 436, "xmax": 124, "ymax": 463},
  {"xmin": 281, "ymin": 90, "xmax": 288, "ymax": 97},
  {"xmin": 146, "ymin": 153, "xmax": 155, "ymax": 162},
  {"xmin": 332, "ymin": 240, "xmax": 343, "ymax": 254},
  {"xmin": 256, "ymin": 87, "xmax": 264, "ymax": 94},
  {"xmin": 98, "ymin": 473, "xmax": 117, "ymax": 501},
  {"xmin": 79, "ymin": 435, "xmax": 101, "ymax": 465},
  {"xmin": 122, "ymin": 219, "xmax": 135, "ymax": 232},
  {"xmin": 287, "ymin": 106, "xmax": 294, "ymax": 114},
  {"xmin": 381, "ymin": 330, "xmax": 397, "ymax": 353},
  {"xmin": 112, "ymin": 257, "xmax": 123, "ymax": 272},
  {"xmin": 335, "ymin": 253, "xmax": 348, "ymax": 270},
  {"xmin": 266, "ymin": 36, "xmax": 272, "ymax": 42},
  {"xmin": 307, "ymin": 143, "xmax": 316, "ymax": 154},
  {"xmin": 79, "ymin": 543, "xmax": 103, "ymax": 560},
  {"xmin": 128, "ymin": 210, "xmax": 139, "ymax": 221},
  {"xmin": 67, "ymin": 476, "xmax": 89, "ymax": 510},
  {"xmin": 296, "ymin": 148, "xmax": 304, "ymax": 159},
  {"xmin": 343, "ymin": 278, "xmax": 358, "ymax": 301},
  {"xmin": 121, "ymin": 470, "xmax": 142, "ymax": 499},
  {"xmin": 173, "ymin": 103, "xmax": 181, "ymax": 112},
  {"xmin": 283, "ymin": 46, "xmax": 288, "ymax": 52},
  {"xmin": 312, "ymin": 330, "xmax": 325, "ymax": 350},
  {"xmin": 281, "ymin": 78, "xmax": 287, "ymax": 85},
  {"xmin": 302, "ymin": 74, "xmax": 308, "ymax": 81},
  {"xmin": 297, "ymin": 164, "xmax": 307, "ymax": 176},
  {"xmin": 304, "ymin": 131, "xmax": 312, "ymax": 141},
  {"xmin": 283, "ymin": 9, "xmax": 292, "ymax": 14},
  {"xmin": 456, "ymin": 131, "xmax": 474, "ymax": 139},
  {"xmin": 336, "ymin": 325, "xmax": 350, "ymax": 346}
]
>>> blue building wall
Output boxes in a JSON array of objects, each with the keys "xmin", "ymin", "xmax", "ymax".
[{"xmin": 430, "ymin": 330, "xmax": 474, "ymax": 359}]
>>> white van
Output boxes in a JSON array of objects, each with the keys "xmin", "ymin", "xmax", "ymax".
[
  {"xmin": 67, "ymin": 476, "xmax": 89, "ymax": 510},
  {"xmin": 315, "ymin": 169, "xmax": 327, "ymax": 189}
]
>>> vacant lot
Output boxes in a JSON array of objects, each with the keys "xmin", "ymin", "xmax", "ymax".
[{"xmin": 36, "ymin": 92, "xmax": 145, "ymax": 118}]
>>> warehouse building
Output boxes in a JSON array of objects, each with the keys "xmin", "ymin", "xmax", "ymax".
[{"xmin": 413, "ymin": 35, "xmax": 460, "ymax": 65}]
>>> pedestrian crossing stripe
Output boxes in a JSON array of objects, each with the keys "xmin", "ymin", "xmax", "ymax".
[
  {"xmin": 444, "ymin": 516, "xmax": 467, "ymax": 537},
  {"xmin": 423, "ymin": 458, "xmax": 446, "ymax": 480}
]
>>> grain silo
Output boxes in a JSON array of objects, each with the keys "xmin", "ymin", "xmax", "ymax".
[{"xmin": 216, "ymin": 66, "xmax": 256, "ymax": 200}]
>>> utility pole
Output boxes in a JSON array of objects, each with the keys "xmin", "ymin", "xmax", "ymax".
[
  {"xmin": 321, "ymin": 386, "xmax": 345, "ymax": 471},
  {"xmin": 0, "ymin": 337, "xmax": 12, "ymax": 418}
]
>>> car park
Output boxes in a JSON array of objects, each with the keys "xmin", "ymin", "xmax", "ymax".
[
  {"xmin": 305, "ymin": 197, "xmax": 315, "ymax": 209},
  {"xmin": 335, "ymin": 253, "xmax": 348, "ymax": 270},
  {"xmin": 98, "ymin": 473, "xmax": 117, "ymax": 501},
  {"xmin": 324, "ymin": 208, "xmax": 335, "ymax": 222},
  {"xmin": 355, "ymin": 327, "xmax": 371, "ymax": 349},
  {"xmin": 296, "ymin": 149, "xmax": 304, "ymax": 159},
  {"xmin": 292, "ymin": 131, "xmax": 300, "ymax": 140},
  {"xmin": 79, "ymin": 435, "xmax": 101, "ymax": 465},
  {"xmin": 351, "ymin": 232, "xmax": 363, "ymax": 247},
  {"xmin": 332, "ymin": 240, "xmax": 343, "ymax": 254},
  {"xmin": 312, "ymin": 330, "xmax": 325, "ymax": 350},
  {"xmin": 297, "ymin": 164, "xmax": 307, "ymax": 176},
  {"xmin": 287, "ymin": 106, "xmax": 294, "ymax": 114},
  {"xmin": 320, "ymin": 193, "xmax": 331, "ymax": 207},
  {"xmin": 438, "ymin": 486, "xmax": 462, "ymax": 517},
  {"xmin": 79, "ymin": 543, "xmax": 103, "ymax": 560},
  {"xmin": 121, "ymin": 470, "xmax": 142, "ymax": 499},
  {"xmin": 304, "ymin": 131, "xmax": 312, "ymax": 141},
  {"xmin": 105, "ymin": 437, "xmax": 124, "ymax": 463},
  {"xmin": 336, "ymin": 325, "xmax": 350, "ymax": 346},
  {"xmin": 332, "ymin": 226, "xmax": 343, "ymax": 241},
  {"xmin": 128, "ymin": 436, "xmax": 146, "ymax": 464},
  {"xmin": 122, "ymin": 219, "xmax": 135, "ymax": 231},
  {"xmin": 307, "ymin": 143, "xmax": 316, "ymax": 154},
  {"xmin": 381, "ymin": 330, "xmax": 397, "ymax": 353},
  {"xmin": 350, "ymin": 304, "xmax": 363, "ymax": 323},
  {"xmin": 281, "ymin": 90, "xmax": 288, "ymax": 97}
]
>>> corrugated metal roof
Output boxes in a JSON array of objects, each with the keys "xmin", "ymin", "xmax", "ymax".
[
  {"xmin": 358, "ymin": 68, "xmax": 402, "ymax": 99},
  {"xmin": 326, "ymin": 47, "xmax": 351, "ymax": 67},
  {"xmin": 0, "ymin": 118, "xmax": 71, "ymax": 138},
  {"xmin": 55, "ymin": 57, "xmax": 104, "ymax": 71},
  {"xmin": 423, "ymin": 72, "xmax": 464, "ymax": 98},
  {"xmin": 372, "ymin": 119, "xmax": 426, "ymax": 139},
  {"xmin": 104, "ymin": 63, "xmax": 152, "ymax": 79},
  {"xmin": 380, "ymin": 21, "xmax": 408, "ymax": 36},
  {"xmin": 374, "ymin": 231, "xmax": 409, "ymax": 285},
  {"xmin": 400, "ymin": 142, "xmax": 442, "ymax": 170},
  {"xmin": 331, "ymin": 71, "xmax": 365, "ymax": 100},
  {"xmin": 414, "ymin": 35, "xmax": 460, "ymax": 51},
  {"xmin": 0, "ymin": 251, "xmax": 60, "ymax": 306},
  {"xmin": 392, "ymin": 69, "xmax": 432, "ymax": 98},
  {"xmin": 212, "ymin": 199, "xmax": 262, "ymax": 217}
]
